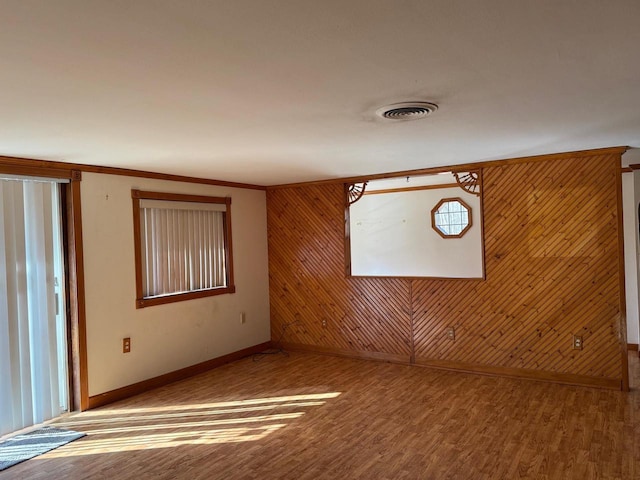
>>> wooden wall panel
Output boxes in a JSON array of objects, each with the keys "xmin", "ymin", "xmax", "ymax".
[
  {"xmin": 267, "ymin": 184, "xmax": 412, "ymax": 360},
  {"xmin": 267, "ymin": 151, "xmax": 626, "ymax": 387},
  {"xmin": 413, "ymin": 154, "xmax": 622, "ymax": 380}
]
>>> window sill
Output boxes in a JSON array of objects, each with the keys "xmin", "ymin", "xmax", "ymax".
[{"xmin": 135, "ymin": 285, "xmax": 236, "ymax": 309}]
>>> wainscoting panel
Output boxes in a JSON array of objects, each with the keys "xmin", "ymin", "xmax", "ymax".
[{"xmin": 267, "ymin": 151, "xmax": 625, "ymax": 387}]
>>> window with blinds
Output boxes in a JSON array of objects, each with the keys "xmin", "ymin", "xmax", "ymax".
[{"xmin": 132, "ymin": 190, "xmax": 235, "ymax": 308}]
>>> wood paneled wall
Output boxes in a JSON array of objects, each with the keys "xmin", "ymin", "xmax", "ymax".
[{"xmin": 267, "ymin": 151, "xmax": 627, "ymax": 389}]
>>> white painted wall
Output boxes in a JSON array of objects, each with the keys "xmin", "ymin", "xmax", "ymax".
[
  {"xmin": 80, "ymin": 173, "xmax": 270, "ymax": 396},
  {"xmin": 350, "ymin": 186, "xmax": 483, "ymax": 278},
  {"xmin": 622, "ymin": 172, "xmax": 640, "ymax": 345}
]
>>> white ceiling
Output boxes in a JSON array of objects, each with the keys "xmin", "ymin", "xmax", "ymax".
[{"xmin": 1, "ymin": 0, "xmax": 639, "ymax": 186}]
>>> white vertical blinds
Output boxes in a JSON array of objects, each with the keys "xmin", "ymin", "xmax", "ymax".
[
  {"xmin": 140, "ymin": 205, "xmax": 227, "ymax": 298},
  {"xmin": 0, "ymin": 178, "xmax": 68, "ymax": 436}
]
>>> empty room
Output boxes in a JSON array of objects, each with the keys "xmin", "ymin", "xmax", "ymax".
[{"xmin": 0, "ymin": 1, "xmax": 639, "ymax": 479}]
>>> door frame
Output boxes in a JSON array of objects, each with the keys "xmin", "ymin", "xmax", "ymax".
[{"xmin": 0, "ymin": 159, "xmax": 89, "ymax": 411}]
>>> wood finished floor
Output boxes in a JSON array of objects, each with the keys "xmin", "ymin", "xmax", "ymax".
[{"xmin": 2, "ymin": 352, "xmax": 639, "ymax": 480}]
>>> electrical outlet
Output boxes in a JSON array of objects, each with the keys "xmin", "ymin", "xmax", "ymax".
[
  {"xmin": 123, "ymin": 337, "xmax": 131, "ymax": 353},
  {"xmin": 447, "ymin": 327, "xmax": 456, "ymax": 341},
  {"xmin": 573, "ymin": 335, "xmax": 583, "ymax": 350},
  {"xmin": 240, "ymin": 312, "xmax": 246, "ymax": 324},
  {"xmin": 322, "ymin": 319, "xmax": 327, "ymax": 327}
]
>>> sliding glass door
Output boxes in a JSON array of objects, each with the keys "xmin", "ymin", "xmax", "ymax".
[{"xmin": 0, "ymin": 177, "xmax": 69, "ymax": 436}]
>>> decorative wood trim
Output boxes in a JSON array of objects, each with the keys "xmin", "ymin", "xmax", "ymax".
[
  {"xmin": 131, "ymin": 189, "xmax": 229, "ymax": 204},
  {"xmin": 268, "ymin": 146, "xmax": 629, "ymax": 190},
  {"xmin": 430, "ymin": 197, "xmax": 473, "ymax": 239},
  {"xmin": 414, "ymin": 357, "xmax": 621, "ymax": 390},
  {"xmin": 280, "ymin": 342, "xmax": 412, "ymax": 364},
  {"xmin": 627, "ymin": 163, "xmax": 640, "ymax": 170},
  {"xmin": 0, "ymin": 162, "xmax": 75, "ymax": 180},
  {"xmin": 346, "ymin": 182, "xmax": 368, "ymax": 205},
  {"xmin": 628, "ymin": 343, "xmax": 639, "ymax": 351},
  {"xmin": 0, "ymin": 154, "xmax": 265, "ymax": 190},
  {"xmin": 621, "ymin": 167, "xmax": 633, "ymax": 173},
  {"xmin": 131, "ymin": 189, "xmax": 236, "ymax": 309},
  {"xmin": 453, "ymin": 171, "xmax": 481, "ymax": 196},
  {"xmin": 68, "ymin": 179, "xmax": 89, "ymax": 411},
  {"xmin": 616, "ymin": 162, "xmax": 630, "ymax": 392},
  {"xmin": 87, "ymin": 342, "xmax": 272, "ymax": 409},
  {"xmin": 363, "ymin": 183, "xmax": 459, "ymax": 195}
]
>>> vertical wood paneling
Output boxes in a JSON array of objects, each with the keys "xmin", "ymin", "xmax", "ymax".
[{"xmin": 267, "ymin": 152, "xmax": 625, "ymax": 386}]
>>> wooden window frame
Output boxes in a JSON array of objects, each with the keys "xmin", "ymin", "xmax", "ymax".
[
  {"xmin": 431, "ymin": 197, "xmax": 473, "ymax": 239},
  {"xmin": 131, "ymin": 190, "xmax": 236, "ymax": 309}
]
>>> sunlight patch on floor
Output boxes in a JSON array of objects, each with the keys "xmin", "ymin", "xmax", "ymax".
[
  {"xmin": 55, "ymin": 401, "xmax": 325, "ymax": 427},
  {"xmin": 44, "ymin": 425, "xmax": 286, "ymax": 457},
  {"xmin": 76, "ymin": 412, "xmax": 304, "ymax": 435},
  {"xmin": 79, "ymin": 392, "xmax": 342, "ymax": 416},
  {"xmin": 42, "ymin": 392, "xmax": 342, "ymax": 457}
]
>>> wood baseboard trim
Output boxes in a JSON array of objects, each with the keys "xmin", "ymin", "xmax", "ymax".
[
  {"xmin": 278, "ymin": 342, "xmax": 620, "ymax": 390},
  {"xmin": 628, "ymin": 343, "xmax": 639, "ymax": 351},
  {"xmin": 280, "ymin": 342, "xmax": 411, "ymax": 364},
  {"xmin": 414, "ymin": 357, "xmax": 621, "ymax": 390},
  {"xmin": 88, "ymin": 341, "xmax": 272, "ymax": 409}
]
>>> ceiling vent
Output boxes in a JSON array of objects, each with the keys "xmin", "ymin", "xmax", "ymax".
[{"xmin": 376, "ymin": 102, "xmax": 438, "ymax": 121}]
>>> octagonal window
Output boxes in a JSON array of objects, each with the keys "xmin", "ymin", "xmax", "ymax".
[{"xmin": 431, "ymin": 197, "xmax": 472, "ymax": 238}]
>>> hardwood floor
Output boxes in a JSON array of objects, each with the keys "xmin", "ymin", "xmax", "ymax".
[{"xmin": 3, "ymin": 352, "xmax": 639, "ymax": 479}]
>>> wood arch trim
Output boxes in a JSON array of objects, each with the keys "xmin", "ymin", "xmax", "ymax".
[
  {"xmin": 346, "ymin": 182, "xmax": 368, "ymax": 206},
  {"xmin": 453, "ymin": 171, "xmax": 481, "ymax": 196}
]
